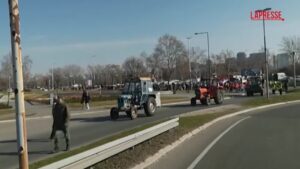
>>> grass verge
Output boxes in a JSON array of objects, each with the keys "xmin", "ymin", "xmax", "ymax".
[
  {"xmin": 0, "ymin": 103, "xmax": 12, "ymax": 109},
  {"xmin": 0, "ymin": 108, "xmax": 14, "ymax": 116},
  {"xmin": 92, "ymin": 111, "xmax": 235, "ymax": 169},
  {"xmin": 242, "ymin": 89, "xmax": 300, "ymax": 107},
  {"xmin": 29, "ymin": 119, "xmax": 168, "ymax": 169},
  {"xmin": 0, "ymin": 103, "xmax": 13, "ymax": 117}
]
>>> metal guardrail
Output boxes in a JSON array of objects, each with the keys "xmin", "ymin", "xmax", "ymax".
[{"xmin": 40, "ymin": 117, "xmax": 179, "ymax": 169}]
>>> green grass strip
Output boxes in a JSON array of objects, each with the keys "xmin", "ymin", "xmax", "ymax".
[
  {"xmin": 242, "ymin": 88, "xmax": 300, "ymax": 107},
  {"xmin": 29, "ymin": 119, "xmax": 167, "ymax": 169}
]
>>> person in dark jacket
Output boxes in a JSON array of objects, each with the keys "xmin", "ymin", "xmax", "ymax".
[
  {"xmin": 50, "ymin": 96, "xmax": 70, "ymax": 152},
  {"xmin": 81, "ymin": 89, "xmax": 91, "ymax": 110}
]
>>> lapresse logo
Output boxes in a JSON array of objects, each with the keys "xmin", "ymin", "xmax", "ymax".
[{"xmin": 250, "ymin": 10, "xmax": 285, "ymax": 21}]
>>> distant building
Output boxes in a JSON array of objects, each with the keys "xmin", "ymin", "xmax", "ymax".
[
  {"xmin": 248, "ymin": 52, "xmax": 265, "ymax": 70},
  {"xmin": 276, "ymin": 53, "xmax": 290, "ymax": 69}
]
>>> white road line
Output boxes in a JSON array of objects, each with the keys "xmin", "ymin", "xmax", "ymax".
[{"xmin": 186, "ymin": 116, "xmax": 250, "ymax": 169}]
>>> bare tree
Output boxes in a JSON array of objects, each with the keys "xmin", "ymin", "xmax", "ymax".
[
  {"xmin": 51, "ymin": 67, "xmax": 63, "ymax": 88},
  {"xmin": 122, "ymin": 56, "xmax": 146, "ymax": 78},
  {"xmin": 0, "ymin": 54, "xmax": 32, "ymax": 89},
  {"xmin": 145, "ymin": 53, "xmax": 163, "ymax": 81},
  {"xmin": 63, "ymin": 64, "xmax": 85, "ymax": 86},
  {"xmin": 189, "ymin": 47, "xmax": 206, "ymax": 79},
  {"xmin": 221, "ymin": 50, "xmax": 236, "ymax": 76},
  {"xmin": 153, "ymin": 34, "xmax": 186, "ymax": 83},
  {"xmin": 22, "ymin": 55, "xmax": 32, "ymax": 87},
  {"xmin": 99, "ymin": 64, "xmax": 123, "ymax": 86},
  {"xmin": 280, "ymin": 36, "xmax": 300, "ymax": 62},
  {"xmin": 0, "ymin": 54, "xmax": 12, "ymax": 89}
]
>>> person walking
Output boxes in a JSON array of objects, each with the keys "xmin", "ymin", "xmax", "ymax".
[
  {"xmin": 81, "ymin": 89, "xmax": 91, "ymax": 110},
  {"xmin": 50, "ymin": 96, "xmax": 70, "ymax": 152}
]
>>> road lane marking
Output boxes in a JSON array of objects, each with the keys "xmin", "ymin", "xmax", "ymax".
[{"xmin": 187, "ymin": 116, "xmax": 250, "ymax": 169}]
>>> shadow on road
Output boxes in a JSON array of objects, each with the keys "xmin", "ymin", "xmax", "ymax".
[
  {"xmin": 0, "ymin": 152, "xmax": 17, "ymax": 156},
  {"xmin": 0, "ymin": 138, "xmax": 50, "ymax": 144},
  {"xmin": 28, "ymin": 138, "xmax": 50, "ymax": 143},
  {"xmin": 0, "ymin": 139, "xmax": 15, "ymax": 144},
  {"xmin": 71, "ymin": 116, "xmax": 111, "ymax": 122},
  {"xmin": 164, "ymin": 103, "xmax": 213, "ymax": 108},
  {"xmin": 71, "ymin": 113, "xmax": 151, "ymax": 122},
  {"xmin": 0, "ymin": 150, "xmax": 52, "ymax": 156}
]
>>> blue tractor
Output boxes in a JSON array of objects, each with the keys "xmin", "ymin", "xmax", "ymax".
[{"xmin": 110, "ymin": 77, "xmax": 161, "ymax": 120}]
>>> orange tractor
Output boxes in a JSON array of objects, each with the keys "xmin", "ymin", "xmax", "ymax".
[{"xmin": 191, "ymin": 79, "xmax": 224, "ymax": 106}]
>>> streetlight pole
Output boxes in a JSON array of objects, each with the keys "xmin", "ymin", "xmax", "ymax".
[
  {"xmin": 292, "ymin": 51, "xmax": 296, "ymax": 88},
  {"xmin": 257, "ymin": 8, "xmax": 271, "ymax": 99},
  {"xmin": 291, "ymin": 41, "xmax": 296, "ymax": 88},
  {"xmin": 187, "ymin": 37, "xmax": 192, "ymax": 90},
  {"xmin": 263, "ymin": 15, "xmax": 270, "ymax": 98},
  {"xmin": 194, "ymin": 32, "xmax": 210, "ymax": 80},
  {"xmin": 8, "ymin": 0, "xmax": 29, "ymax": 168},
  {"xmin": 51, "ymin": 64, "xmax": 54, "ymax": 90}
]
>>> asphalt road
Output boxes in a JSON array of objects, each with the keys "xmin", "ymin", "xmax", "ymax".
[
  {"xmin": 0, "ymin": 95, "xmax": 251, "ymax": 169},
  {"xmin": 149, "ymin": 102, "xmax": 300, "ymax": 169}
]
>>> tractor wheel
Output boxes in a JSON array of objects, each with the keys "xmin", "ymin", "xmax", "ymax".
[
  {"xmin": 125, "ymin": 110, "xmax": 131, "ymax": 118},
  {"xmin": 246, "ymin": 91, "xmax": 250, "ymax": 97},
  {"xmin": 200, "ymin": 99, "xmax": 206, "ymax": 105},
  {"xmin": 144, "ymin": 97, "xmax": 156, "ymax": 116},
  {"xmin": 279, "ymin": 89, "xmax": 283, "ymax": 95},
  {"xmin": 214, "ymin": 91, "xmax": 224, "ymax": 104},
  {"xmin": 272, "ymin": 90, "xmax": 275, "ymax": 94},
  {"xmin": 129, "ymin": 107, "xmax": 138, "ymax": 120},
  {"xmin": 126, "ymin": 110, "xmax": 131, "ymax": 118},
  {"xmin": 110, "ymin": 107, "xmax": 119, "ymax": 120},
  {"xmin": 191, "ymin": 97, "xmax": 196, "ymax": 106},
  {"xmin": 206, "ymin": 97, "xmax": 211, "ymax": 105},
  {"xmin": 203, "ymin": 96, "xmax": 210, "ymax": 106}
]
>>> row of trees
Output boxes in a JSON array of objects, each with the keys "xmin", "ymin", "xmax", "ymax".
[
  {"xmin": 0, "ymin": 54, "xmax": 32, "ymax": 90},
  {"xmin": 0, "ymin": 35, "xmax": 299, "ymax": 90}
]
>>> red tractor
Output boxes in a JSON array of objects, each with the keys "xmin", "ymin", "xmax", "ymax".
[{"xmin": 191, "ymin": 79, "xmax": 224, "ymax": 106}]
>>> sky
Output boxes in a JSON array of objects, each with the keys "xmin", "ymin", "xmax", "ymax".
[{"xmin": 0, "ymin": 0, "xmax": 299, "ymax": 74}]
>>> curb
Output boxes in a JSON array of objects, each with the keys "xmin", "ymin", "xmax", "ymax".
[{"xmin": 132, "ymin": 100, "xmax": 300, "ymax": 169}]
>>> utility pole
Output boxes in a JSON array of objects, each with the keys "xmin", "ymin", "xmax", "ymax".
[
  {"xmin": 291, "ymin": 41, "xmax": 296, "ymax": 88},
  {"xmin": 187, "ymin": 37, "xmax": 192, "ymax": 91},
  {"xmin": 206, "ymin": 33, "xmax": 211, "ymax": 79},
  {"xmin": 194, "ymin": 32, "xmax": 210, "ymax": 80},
  {"xmin": 7, "ymin": 75, "xmax": 11, "ymax": 106},
  {"xmin": 52, "ymin": 64, "xmax": 54, "ymax": 90},
  {"xmin": 256, "ymin": 8, "xmax": 271, "ymax": 99},
  {"xmin": 292, "ymin": 51, "xmax": 296, "ymax": 88},
  {"xmin": 8, "ymin": 0, "xmax": 29, "ymax": 168},
  {"xmin": 263, "ymin": 15, "xmax": 270, "ymax": 98}
]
